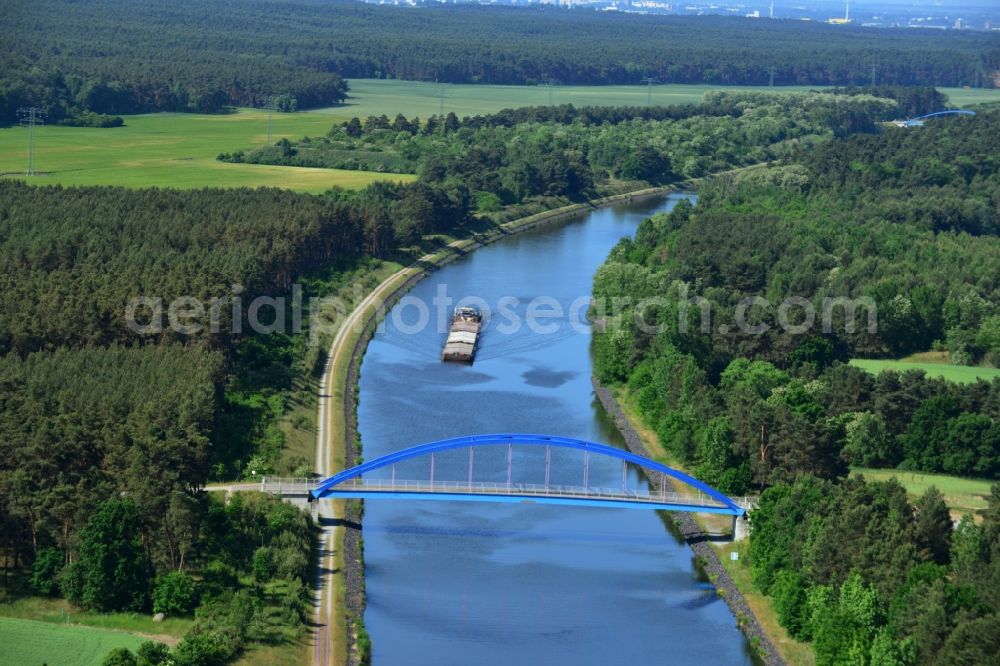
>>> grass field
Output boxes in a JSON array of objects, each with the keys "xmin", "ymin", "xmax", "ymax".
[
  {"xmin": 3, "ymin": 79, "xmax": 997, "ymax": 192},
  {"xmin": 850, "ymin": 359, "xmax": 1000, "ymax": 384},
  {"xmin": 0, "ymin": 595, "xmax": 191, "ymax": 640},
  {"xmin": 0, "ymin": 616, "xmax": 151, "ymax": 666},
  {"xmin": 851, "ymin": 467, "xmax": 995, "ymax": 518},
  {"xmin": 0, "ymin": 110, "xmax": 415, "ymax": 193},
  {"xmin": 335, "ymin": 80, "xmax": 1000, "ymax": 118}
]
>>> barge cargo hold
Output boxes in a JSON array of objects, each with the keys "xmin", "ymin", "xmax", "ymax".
[{"xmin": 442, "ymin": 306, "xmax": 483, "ymax": 363}]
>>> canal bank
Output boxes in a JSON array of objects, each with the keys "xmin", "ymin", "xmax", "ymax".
[{"xmin": 591, "ymin": 378, "xmax": 784, "ymax": 666}]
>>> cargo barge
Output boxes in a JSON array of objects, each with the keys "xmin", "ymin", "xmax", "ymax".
[{"xmin": 441, "ymin": 306, "xmax": 483, "ymax": 363}]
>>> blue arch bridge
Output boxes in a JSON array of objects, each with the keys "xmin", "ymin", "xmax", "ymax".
[
  {"xmin": 253, "ymin": 434, "xmax": 752, "ymax": 538},
  {"xmin": 893, "ymin": 109, "xmax": 976, "ymax": 128}
]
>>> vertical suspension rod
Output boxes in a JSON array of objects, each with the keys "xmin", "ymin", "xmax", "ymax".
[
  {"xmin": 544, "ymin": 445, "xmax": 551, "ymax": 491},
  {"xmin": 506, "ymin": 443, "xmax": 512, "ymax": 489}
]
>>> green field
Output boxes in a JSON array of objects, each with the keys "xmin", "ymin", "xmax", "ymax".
[
  {"xmin": 336, "ymin": 79, "xmax": 827, "ymax": 117},
  {"xmin": 0, "ymin": 616, "xmax": 150, "ymax": 666},
  {"xmin": 335, "ymin": 79, "xmax": 1000, "ymax": 117},
  {"xmin": 851, "ymin": 467, "xmax": 994, "ymax": 517},
  {"xmin": 3, "ymin": 79, "xmax": 998, "ymax": 192},
  {"xmin": 0, "ymin": 110, "xmax": 415, "ymax": 193},
  {"xmin": 850, "ymin": 359, "xmax": 1000, "ymax": 384}
]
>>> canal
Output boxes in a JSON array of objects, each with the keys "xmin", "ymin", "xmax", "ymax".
[{"xmin": 356, "ymin": 193, "xmax": 755, "ymax": 665}]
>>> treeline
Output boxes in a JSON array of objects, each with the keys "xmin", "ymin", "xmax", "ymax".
[
  {"xmin": 803, "ymin": 110, "xmax": 1000, "ymax": 238},
  {"xmin": 0, "ymin": 178, "xmax": 480, "ymax": 471},
  {"xmin": 0, "ymin": 58, "xmax": 346, "ymax": 123},
  {"xmin": 822, "ymin": 85, "xmax": 950, "ymax": 118},
  {"xmin": 326, "ymin": 8, "xmax": 995, "ymax": 88},
  {"xmin": 601, "ymin": 349, "xmax": 999, "ymax": 490},
  {"xmin": 750, "ymin": 478, "xmax": 1000, "ymax": 665},
  {"xmin": 3, "ymin": 0, "xmax": 997, "ymax": 123},
  {"xmin": 448, "ymin": 86, "xmax": 947, "ymax": 127},
  {"xmin": 0, "ymin": 180, "xmax": 472, "ymax": 355},
  {"xmin": 1, "ymin": 0, "xmax": 350, "ymax": 123},
  {"xmin": 224, "ymin": 92, "xmax": 897, "ymax": 209},
  {"xmin": 592, "ymin": 115, "xmax": 999, "ymax": 484}
]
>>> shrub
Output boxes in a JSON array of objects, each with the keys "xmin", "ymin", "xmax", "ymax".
[
  {"xmin": 101, "ymin": 647, "xmax": 137, "ymax": 666},
  {"xmin": 153, "ymin": 571, "xmax": 199, "ymax": 615},
  {"xmin": 173, "ymin": 631, "xmax": 229, "ymax": 666},
  {"xmin": 136, "ymin": 641, "xmax": 171, "ymax": 666},
  {"xmin": 251, "ymin": 547, "xmax": 276, "ymax": 582}
]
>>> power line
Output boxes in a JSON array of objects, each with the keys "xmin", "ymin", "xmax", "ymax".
[
  {"xmin": 264, "ymin": 95, "xmax": 277, "ymax": 143},
  {"xmin": 434, "ymin": 77, "xmax": 446, "ymax": 116},
  {"xmin": 18, "ymin": 107, "xmax": 45, "ymax": 177},
  {"xmin": 641, "ymin": 77, "xmax": 657, "ymax": 107},
  {"xmin": 544, "ymin": 78, "xmax": 560, "ymax": 105}
]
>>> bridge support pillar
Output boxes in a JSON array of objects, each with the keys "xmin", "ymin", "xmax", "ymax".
[{"xmin": 731, "ymin": 514, "xmax": 750, "ymax": 542}]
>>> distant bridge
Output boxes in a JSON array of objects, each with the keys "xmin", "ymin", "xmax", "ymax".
[
  {"xmin": 303, "ymin": 434, "xmax": 749, "ymax": 517},
  {"xmin": 894, "ymin": 109, "xmax": 976, "ymax": 128}
]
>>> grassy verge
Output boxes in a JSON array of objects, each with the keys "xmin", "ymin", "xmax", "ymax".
[
  {"xmin": 711, "ymin": 544, "xmax": 816, "ymax": 666},
  {"xmin": 850, "ymin": 467, "xmax": 994, "ymax": 519},
  {"xmin": 849, "ymin": 358, "xmax": 1000, "ymax": 384},
  {"xmin": 231, "ymin": 637, "xmax": 311, "ymax": 666},
  {"xmin": 0, "ymin": 616, "xmax": 152, "ymax": 666},
  {"xmin": 277, "ymin": 260, "xmax": 405, "ymax": 473}
]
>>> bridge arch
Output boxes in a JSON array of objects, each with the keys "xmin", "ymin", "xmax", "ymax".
[
  {"xmin": 909, "ymin": 109, "xmax": 976, "ymax": 121},
  {"xmin": 901, "ymin": 109, "xmax": 976, "ymax": 127},
  {"xmin": 312, "ymin": 433, "xmax": 744, "ymax": 515}
]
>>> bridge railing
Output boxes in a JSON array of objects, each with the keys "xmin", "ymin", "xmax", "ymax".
[
  {"xmin": 258, "ymin": 477, "xmax": 315, "ymax": 494},
  {"xmin": 325, "ymin": 477, "xmax": 732, "ymax": 507},
  {"xmin": 256, "ymin": 476, "xmax": 756, "ymax": 513}
]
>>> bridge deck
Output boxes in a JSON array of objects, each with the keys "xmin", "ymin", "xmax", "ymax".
[{"xmin": 255, "ymin": 477, "xmax": 746, "ymax": 515}]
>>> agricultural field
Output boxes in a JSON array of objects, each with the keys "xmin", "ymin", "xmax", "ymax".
[
  {"xmin": 850, "ymin": 467, "xmax": 994, "ymax": 518},
  {"xmin": 0, "ymin": 616, "xmax": 152, "ymax": 666},
  {"xmin": 336, "ymin": 79, "xmax": 1000, "ymax": 117},
  {"xmin": 0, "ymin": 110, "xmax": 413, "ymax": 193},
  {"xmin": 850, "ymin": 358, "xmax": 1000, "ymax": 384},
  {"xmin": 3, "ymin": 79, "xmax": 997, "ymax": 192}
]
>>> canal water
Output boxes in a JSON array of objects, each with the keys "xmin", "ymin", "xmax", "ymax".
[{"xmin": 356, "ymin": 194, "xmax": 754, "ymax": 665}]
